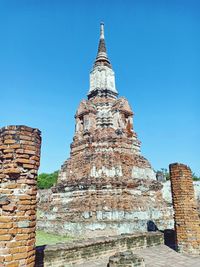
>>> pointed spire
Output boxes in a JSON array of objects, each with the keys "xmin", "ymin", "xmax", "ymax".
[
  {"xmin": 88, "ymin": 22, "xmax": 118, "ymax": 99},
  {"xmin": 94, "ymin": 22, "xmax": 112, "ymax": 68}
]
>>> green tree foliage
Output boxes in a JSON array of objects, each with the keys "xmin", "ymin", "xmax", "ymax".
[
  {"xmin": 37, "ymin": 171, "xmax": 59, "ymax": 189},
  {"xmin": 192, "ymin": 173, "xmax": 200, "ymax": 181}
]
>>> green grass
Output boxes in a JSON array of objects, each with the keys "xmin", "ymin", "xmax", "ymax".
[{"xmin": 36, "ymin": 230, "xmax": 73, "ymax": 246}]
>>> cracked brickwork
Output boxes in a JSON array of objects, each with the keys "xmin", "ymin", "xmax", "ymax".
[
  {"xmin": 169, "ymin": 163, "xmax": 200, "ymax": 255},
  {"xmin": 0, "ymin": 125, "xmax": 41, "ymax": 267}
]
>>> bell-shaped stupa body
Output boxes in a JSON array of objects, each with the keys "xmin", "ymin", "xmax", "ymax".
[{"xmin": 38, "ymin": 24, "xmax": 173, "ymax": 237}]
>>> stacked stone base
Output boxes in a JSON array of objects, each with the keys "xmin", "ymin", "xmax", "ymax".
[{"xmin": 37, "ymin": 179, "xmax": 173, "ymax": 237}]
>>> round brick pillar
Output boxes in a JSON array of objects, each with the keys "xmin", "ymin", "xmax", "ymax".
[
  {"xmin": 0, "ymin": 126, "xmax": 41, "ymax": 267},
  {"xmin": 169, "ymin": 163, "xmax": 200, "ymax": 255}
]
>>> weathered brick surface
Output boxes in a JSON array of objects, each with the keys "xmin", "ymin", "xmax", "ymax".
[
  {"xmin": 58, "ymin": 96, "xmax": 155, "ymax": 186},
  {"xmin": 37, "ymin": 96, "xmax": 173, "ymax": 236},
  {"xmin": 36, "ymin": 232, "xmax": 163, "ymax": 267},
  {"xmin": 36, "ymin": 23, "xmax": 175, "ymax": 237},
  {"xmin": 169, "ymin": 163, "xmax": 200, "ymax": 255},
  {"xmin": 0, "ymin": 125, "xmax": 41, "ymax": 267},
  {"xmin": 37, "ymin": 184, "xmax": 173, "ymax": 237}
]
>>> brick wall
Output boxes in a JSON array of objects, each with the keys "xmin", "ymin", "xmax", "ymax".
[
  {"xmin": 169, "ymin": 163, "xmax": 200, "ymax": 255},
  {"xmin": 0, "ymin": 126, "xmax": 41, "ymax": 267},
  {"xmin": 37, "ymin": 232, "xmax": 163, "ymax": 267}
]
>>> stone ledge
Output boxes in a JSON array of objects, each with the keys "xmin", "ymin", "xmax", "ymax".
[{"xmin": 36, "ymin": 232, "xmax": 163, "ymax": 267}]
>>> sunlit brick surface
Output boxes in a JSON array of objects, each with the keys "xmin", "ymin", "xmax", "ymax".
[{"xmin": 0, "ymin": 126, "xmax": 41, "ymax": 267}]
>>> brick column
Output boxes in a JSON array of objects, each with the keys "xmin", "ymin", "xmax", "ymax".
[
  {"xmin": 0, "ymin": 126, "xmax": 41, "ymax": 267},
  {"xmin": 169, "ymin": 163, "xmax": 200, "ymax": 255}
]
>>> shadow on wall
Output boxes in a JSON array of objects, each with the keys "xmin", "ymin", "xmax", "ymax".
[
  {"xmin": 162, "ymin": 229, "xmax": 177, "ymax": 250},
  {"xmin": 35, "ymin": 246, "xmax": 46, "ymax": 267},
  {"xmin": 147, "ymin": 220, "xmax": 176, "ymax": 251}
]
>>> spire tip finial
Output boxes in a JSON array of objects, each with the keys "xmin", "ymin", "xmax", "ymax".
[
  {"xmin": 94, "ymin": 22, "xmax": 111, "ymax": 69},
  {"xmin": 100, "ymin": 22, "xmax": 104, "ymax": 39}
]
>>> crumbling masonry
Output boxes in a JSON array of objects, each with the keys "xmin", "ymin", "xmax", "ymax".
[
  {"xmin": 108, "ymin": 251, "xmax": 145, "ymax": 267},
  {"xmin": 0, "ymin": 126, "xmax": 41, "ymax": 267},
  {"xmin": 170, "ymin": 163, "xmax": 200, "ymax": 255},
  {"xmin": 37, "ymin": 23, "xmax": 173, "ymax": 237}
]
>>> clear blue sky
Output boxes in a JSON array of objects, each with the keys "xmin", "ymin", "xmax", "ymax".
[{"xmin": 0, "ymin": 0, "xmax": 199, "ymax": 175}]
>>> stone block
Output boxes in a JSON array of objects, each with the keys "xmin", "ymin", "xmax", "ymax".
[{"xmin": 108, "ymin": 251, "xmax": 145, "ymax": 267}]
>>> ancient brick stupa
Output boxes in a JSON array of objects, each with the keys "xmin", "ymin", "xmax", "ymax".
[
  {"xmin": 38, "ymin": 24, "xmax": 173, "ymax": 236},
  {"xmin": 59, "ymin": 23, "xmax": 155, "ymax": 184}
]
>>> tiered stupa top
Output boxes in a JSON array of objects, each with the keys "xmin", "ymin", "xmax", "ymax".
[{"xmin": 88, "ymin": 23, "xmax": 118, "ymax": 99}]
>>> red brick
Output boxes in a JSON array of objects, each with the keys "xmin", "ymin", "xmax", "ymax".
[
  {"xmin": 0, "ymin": 223, "xmax": 13, "ymax": 229},
  {"xmin": 0, "ymin": 235, "xmax": 12, "ymax": 241},
  {"xmin": 170, "ymin": 163, "xmax": 200, "ymax": 254},
  {"xmin": 0, "ymin": 125, "xmax": 41, "ymax": 266}
]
